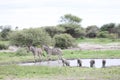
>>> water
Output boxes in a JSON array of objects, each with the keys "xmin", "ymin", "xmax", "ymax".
[
  {"xmin": 19, "ymin": 59, "xmax": 120, "ymax": 68},
  {"xmin": 69, "ymin": 59, "xmax": 120, "ymax": 68}
]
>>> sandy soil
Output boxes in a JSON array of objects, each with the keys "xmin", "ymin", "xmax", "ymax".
[
  {"xmin": 2, "ymin": 43, "xmax": 120, "ymax": 80},
  {"xmin": 4, "ymin": 77, "xmax": 100, "ymax": 80},
  {"xmin": 78, "ymin": 43, "xmax": 120, "ymax": 50},
  {"xmin": 0, "ymin": 43, "xmax": 120, "ymax": 52},
  {"xmin": 0, "ymin": 46, "xmax": 20, "ymax": 52},
  {"xmin": 67, "ymin": 43, "xmax": 120, "ymax": 50}
]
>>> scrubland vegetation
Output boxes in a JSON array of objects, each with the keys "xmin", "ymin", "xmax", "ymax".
[
  {"xmin": 0, "ymin": 14, "xmax": 120, "ymax": 80},
  {"xmin": 0, "ymin": 65, "xmax": 120, "ymax": 80}
]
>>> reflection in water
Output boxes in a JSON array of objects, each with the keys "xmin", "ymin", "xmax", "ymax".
[{"xmin": 19, "ymin": 59, "xmax": 120, "ymax": 68}]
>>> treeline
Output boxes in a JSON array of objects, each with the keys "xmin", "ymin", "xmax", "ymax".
[{"xmin": 0, "ymin": 14, "xmax": 120, "ymax": 49}]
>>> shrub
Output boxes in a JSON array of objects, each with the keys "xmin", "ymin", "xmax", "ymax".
[
  {"xmin": 9, "ymin": 28, "xmax": 52, "ymax": 46},
  {"xmin": 15, "ymin": 47, "xmax": 28, "ymax": 56},
  {"xmin": 86, "ymin": 25, "xmax": 99, "ymax": 38},
  {"xmin": 59, "ymin": 23, "xmax": 85, "ymax": 38},
  {"xmin": 54, "ymin": 34, "xmax": 75, "ymax": 49},
  {"xmin": 44, "ymin": 26, "xmax": 65, "ymax": 37},
  {"xmin": 97, "ymin": 31, "xmax": 109, "ymax": 38},
  {"xmin": 108, "ymin": 33, "xmax": 118, "ymax": 40},
  {"xmin": 0, "ymin": 43, "xmax": 9, "ymax": 50}
]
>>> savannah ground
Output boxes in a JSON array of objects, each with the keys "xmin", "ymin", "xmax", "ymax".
[
  {"xmin": 0, "ymin": 38, "xmax": 120, "ymax": 80},
  {"xmin": 0, "ymin": 65, "xmax": 120, "ymax": 80}
]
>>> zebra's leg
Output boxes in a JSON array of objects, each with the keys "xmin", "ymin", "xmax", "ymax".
[
  {"xmin": 58, "ymin": 54, "xmax": 63, "ymax": 64},
  {"xmin": 57, "ymin": 55, "xmax": 61, "ymax": 64},
  {"xmin": 38, "ymin": 54, "xmax": 42, "ymax": 62},
  {"xmin": 66, "ymin": 61, "xmax": 70, "ymax": 66},
  {"xmin": 61, "ymin": 58, "xmax": 70, "ymax": 66},
  {"xmin": 61, "ymin": 58, "xmax": 65, "ymax": 66},
  {"xmin": 102, "ymin": 59, "xmax": 106, "ymax": 68},
  {"xmin": 34, "ymin": 55, "xmax": 37, "ymax": 63},
  {"xmin": 47, "ymin": 54, "xmax": 50, "ymax": 64},
  {"xmin": 62, "ymin": 61, "xmax": 65, "ymax": 66},
  {"xmin": 90, "ymin": 60, "xmax": 95, "ymax": 68},
  {"xmin": 77, "ymin": 59, "xmax": 82, "ymax": 67},
  {"xmin": 32, "ymin": 51, "xmax": 37, "ymax": 63}
]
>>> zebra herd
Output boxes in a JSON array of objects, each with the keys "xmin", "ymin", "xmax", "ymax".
[
  {"xmin": 28, "ymin": 45, "xmax": 62, "ymax": 63},
  {"xmin": 62, "ymin": 58, "xmax": 106, "ymax": 68},
  {"xmin": 28, "ymin": 45, "xmax": 106, "ymax": 68}
]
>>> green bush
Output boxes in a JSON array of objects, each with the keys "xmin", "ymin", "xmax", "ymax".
[
  {"xmin": 86, "ymin": 25, "xmax": 99, "ymax": 38},
  {"xmin": 16, "ymin": 47, "xmax": 28, "ymax": 56},
  {"xmin": 97, "ymin": 31, "xmax": 109, "ymax": 38},
  {"xmin": 9, "ymin": 28, "xmax": 52, "ymax": 46},
  {"xmin": 0, "ymin": 43, "xmax": 9, "ymax": 50},
  {"xmin": 54, "ymin": 34, "xmax": 75, "ymax": 49},
  {"xmin": 108, "ymin": 33, "xmax": 118, "ymax": 40},
  {"xmin": 44, "ymin": 26, "xmax": 65, "ymax": 37}
]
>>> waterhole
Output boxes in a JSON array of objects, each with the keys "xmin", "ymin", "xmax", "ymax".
[{"xmin": 19, "ymin": 59, "xmax": 120, "ymax": 68}]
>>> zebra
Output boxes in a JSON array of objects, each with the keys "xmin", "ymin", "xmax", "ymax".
[
  {"xmin": 61, "ymin": 58, "xmax": 70, "ymax": 66},
  {"xmin": 42, "ymin": 45, "xmax": 62, "ymax": 63},
  {"xmin": 102, "ymin": 59, "xmax": 106, "ymax": 68},
  {"xmin": 28, "ymin": 45, "xmax": 45, "ymax": 63},
  {"xmin": 90, "ymin": 59, "xmax": 95, "ymax": 68},
  {"xmin": 77, "ymin": 59, "xmax": 82, "ymax": 67}
]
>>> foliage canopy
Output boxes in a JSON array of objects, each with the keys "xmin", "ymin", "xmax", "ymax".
[
  {"xmin": 9, "ymin": 28, "xmax": 52, "ymax": 46},
  {"xmin": 54, "ymin": 34, "xmax": 75, "ymax": 49}
]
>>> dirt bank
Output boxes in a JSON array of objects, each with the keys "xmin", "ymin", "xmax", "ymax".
[{"xmin": 78, "ymin": 43, "xmax": 120, "ymax": 50}]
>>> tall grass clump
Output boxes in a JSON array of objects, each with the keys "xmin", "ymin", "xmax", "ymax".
[
  {"xmin": 0, "ymin": 43, "xmax": 9, "ymax": 50},
  {"xmin": 54, "ymin": 34, "xmax": 76, "ymax": 49},
  {"xmin": 15, "ymin": 47, "xmax": 29, "ymax": 56}
]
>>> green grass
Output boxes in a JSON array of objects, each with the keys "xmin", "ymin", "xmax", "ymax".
[
  {"xmin": 0, "ymin": 65, "xmax": 120, "ymax": 80},
  {"xmin": 63, "ymin": 50, "xmax": 120, "ymax": 59},
  {"xmin": 0, "ymin": 39, "xmax": 120, "ymax": 80},
  {"xmin": 0, "ymin": 52, "xmax": 34, "ymax": 64},
  {"xmin": 76, "ymin": 38, "xmax": 120, "ymax": 44},
  {"xmin": 0, "ymin": 40, "xmax": 10, "ymax": 45},
  {"xmin": 0, "ymin": 50, "xmax": 120, "ymax": 64}
]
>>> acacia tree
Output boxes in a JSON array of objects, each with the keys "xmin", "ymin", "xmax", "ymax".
[
  {"xmin": 115, "ymin": 24, "xmax": 120, "ymax": 38},
  {"xmin": 60, "ymin": 14, "xmax": 82, "ymax": 24},
  {"xmin": 9, "ymin": 28, "xmax": 52, "ymax": 47},
  {"xmin": 100, "ymin": 23, "xmax": 120, "ymax": 38},
  {"xmin": 100, "ymin": 23, "xmax": 116, "ymax": 33},
  {"xmin": 54, "ymin": 34, "xmax": 75, "ymax": 49},
  {"xmin": 44, "ymin": 26, "xmax": 65, "ymax": 38},
  {"xmin": 59, "ymin": 14, "xmax": 85, "ymax": 38},
  {"xmin": 86, "ymin": 25, "xmax": 99, "ymax": 38},
  {"xmin": 0, "ymin": 25, "xmax": 11, "ymax": 40}
]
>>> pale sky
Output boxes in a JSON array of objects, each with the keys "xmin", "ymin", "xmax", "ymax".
[{"xmin": 0, "ymin": 0, "xmax": 120, "ymax": 29}]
